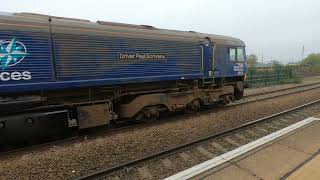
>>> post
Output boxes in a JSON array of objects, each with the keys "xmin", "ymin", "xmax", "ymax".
[
  {"xmin": 265, "ymin": 70, "xmax": 268, "ymax": 87},
  {"xmin": 301, "ymin": 45, "xmax": 305, "ymax": 61},
  {"xmin": 250, "ymin": 70, "xmax": 253, "ymax": 88}
]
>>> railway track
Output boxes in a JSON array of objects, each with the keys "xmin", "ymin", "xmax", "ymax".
[
  {"xmin": 75, "ymin": 100, "xmax": 320, "ymax": 180},
  {"xmin": 245, "ymin": 81, "xmax": 320, "ymax": 98},
  {"xmin": 234, "ymin": 81, "xmax": 320, "ymax": 105},
  {"xmin": 1, "ymin": 81, "xmax": 320, "ymax": 156}
]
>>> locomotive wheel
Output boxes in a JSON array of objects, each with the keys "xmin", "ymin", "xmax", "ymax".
[
  {"xmin": 234, "ymin": 89, "xmax": 244, "ymax": 100},
  {"xmin": 112, "ymin": 118, "xmax": 129, "ymax": 126},
  {"xmin": 135, "ymin": 106, "xmax": 159, "ymax": 122},
  {"xmin": 185, "ymin": 99, "xmax": 201, "ymax": 114},
  {"xmin": 218, "ymin": 95, "xmax": 232, "ymax": 107}
]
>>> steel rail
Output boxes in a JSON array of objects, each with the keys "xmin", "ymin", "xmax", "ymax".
[
  {"xmin": 75, "ymin": 99, "xmax": 320, "ymax": 180},
  {"xmin": 243, "ymin": 81, "xmax": 320, "ymax": 98},
  {"xmin": 233, "ymin": 82, "xmax": 320, "ymax": 106},
  {"xmin": 2, "ymin": 83, "xmax": 320, "ymax": 156}
]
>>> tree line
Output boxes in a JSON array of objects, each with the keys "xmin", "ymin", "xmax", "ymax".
[
  {"xmin": 246, "ymin": 53, "xmax": 320, "ymax": 68},
  {"xmin": 301, "ymin": 53, "xmax": 320, "ymax": 66}
]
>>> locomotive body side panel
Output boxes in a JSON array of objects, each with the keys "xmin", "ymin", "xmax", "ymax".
[
  {"xmin": 0, "ymin": 13, "xmax": 246, "ymax": 96},
  {"xmin": 0, "ymin": 14, "xmax": 53, "ymax": 94},
  {"xmin": 52, "ymin": 33, "xmax": 203, "ymax": 84}
]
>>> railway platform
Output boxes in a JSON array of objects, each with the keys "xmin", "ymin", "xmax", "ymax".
[{"xmin": 167, "ymin": 115, "xmax": 320, "ymax": 180}]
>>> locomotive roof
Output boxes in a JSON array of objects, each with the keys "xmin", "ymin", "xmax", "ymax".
[{"xmin": 0, "ymin": 12, "xmax": 245, "ymax": 47}]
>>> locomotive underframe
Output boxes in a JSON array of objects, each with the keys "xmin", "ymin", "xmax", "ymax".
[{"xmin": 0, "ymin": 77, "xmax": 244, "ymax": 131}]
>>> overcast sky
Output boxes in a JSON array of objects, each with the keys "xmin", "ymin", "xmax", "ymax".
[{"xmin": 1, "ymin": 0, "xmax": 319, "ymax": 63}]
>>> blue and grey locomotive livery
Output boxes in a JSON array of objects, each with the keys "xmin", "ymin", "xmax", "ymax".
[{"xmin": 0, "ymin": 12, "xmax": 247, "ymax": 143}]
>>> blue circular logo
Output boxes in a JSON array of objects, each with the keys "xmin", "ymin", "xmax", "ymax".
[{"xmin": 0, "ymin": 37, "xmax": 28, "ymax": 70}]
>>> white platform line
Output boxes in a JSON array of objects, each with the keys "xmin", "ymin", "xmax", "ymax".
[{"xmin": 165, "ymin": 117, "xmax": 320, "ymax": 180}]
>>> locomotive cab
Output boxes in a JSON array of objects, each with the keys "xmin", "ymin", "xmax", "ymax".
[{"xmin": 202, "ymin": 36, "xmax": 247, "ymax": 100}]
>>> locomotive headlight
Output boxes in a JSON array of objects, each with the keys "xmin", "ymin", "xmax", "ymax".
[
  {"xmin": 0, "ymin": 122, "xmax": 5, "ymax": 128},
  {"xmin": 25, "ymin": 117, "xmax": 34, "ymax": 126}
]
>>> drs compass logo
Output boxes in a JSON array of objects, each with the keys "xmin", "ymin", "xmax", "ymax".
[{"xmin": 0, "ymin": 37, "xmax": 31, "ymax": 81}]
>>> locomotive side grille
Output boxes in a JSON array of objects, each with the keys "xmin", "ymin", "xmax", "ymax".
[{"xmin": 53, "ymin": 33, "xmax": 201, "ymax": 81}]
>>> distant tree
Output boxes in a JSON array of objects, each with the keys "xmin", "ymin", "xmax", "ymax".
[
  {"xmin": 301, "ymin": 53, "xmax": 320, "ymax": 65},
  {"xmin": 246, "ymin": 54, "xmax": 258, "ymax": 68},
  {"xmin": 300, "ymin": 53, "xmax": 320, "ymax": 73}
]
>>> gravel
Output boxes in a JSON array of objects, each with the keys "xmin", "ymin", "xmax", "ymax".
[{"xmin": 1, "ymin": 87, "xmax": 320, "ymax": 179}]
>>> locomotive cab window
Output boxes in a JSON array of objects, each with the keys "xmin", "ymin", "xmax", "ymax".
[
  {"xmin": 237, "ymin": 47, "xmax": 245, "ymax": 62},
  {"xmin": 229, "ymin": 48, "xmax": 236, "ymax": 61},
  {"xmin": 229, "ymin": 47, "xmax": 245, "ymax": 62}
]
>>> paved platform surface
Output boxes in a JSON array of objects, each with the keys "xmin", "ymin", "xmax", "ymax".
[
  {"xmin": 286, "ymin": 151, "xmax": 320, "ymax": 180},
  {"xmin": 192, "ymin": 118, "xmax": 320, "ymax": 180}
]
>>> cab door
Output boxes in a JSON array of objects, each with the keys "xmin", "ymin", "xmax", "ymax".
[
  {"xmin": 202, "ymin": 39, "xmax": 215, "ymax": 78},
  {"xmin": 211, "ymin": 44, "xmax": 215, "ymax": 77}
]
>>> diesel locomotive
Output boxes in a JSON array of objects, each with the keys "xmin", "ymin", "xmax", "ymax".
[{"xmin": 0, "ymin": 12, "xmax": 247, "ymax": 142}]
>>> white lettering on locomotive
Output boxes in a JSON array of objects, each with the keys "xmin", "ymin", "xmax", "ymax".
[{"xmin": 0, "ymin": 71, "xmax": 32, "ymax": 81}]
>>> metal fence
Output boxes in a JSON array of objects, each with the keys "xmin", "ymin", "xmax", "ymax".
[{"xmin": 245, "ymin": 66, "xmax": 299, "ymax": 88}]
